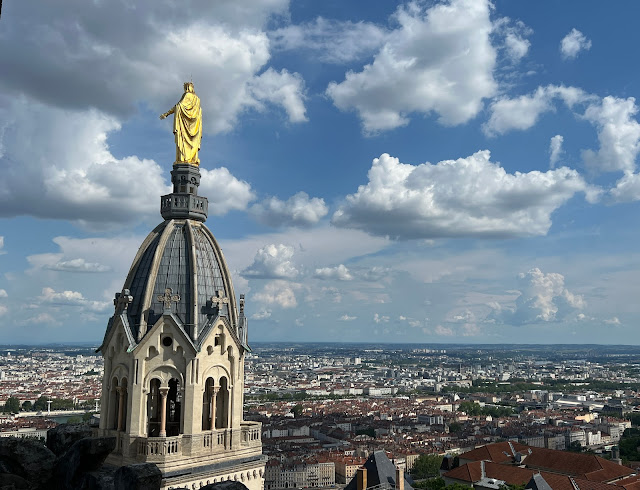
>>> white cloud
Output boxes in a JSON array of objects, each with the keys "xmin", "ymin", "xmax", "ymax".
[
  {"xmin": 253, "ymin": 280, "xmax": 299, "ymax": 308},
  {"xmin": 0, "ymin": 1, "xmax": 301, "ymax": 135},
  {"xmin": 251, "ymin": 309, "xmax": 272, "ymax": 320},
  {"xmin": 492, "ymin": 268, "xmax": 585, "ymax": 325},
  {"xmin": 0, "ymin": 289, "xmax": 7, "ymax": 298},
  {"xmin": 373, "ymin": 313, "xmax": 389, "ymax": 323},
  {"xmin": 0, "ymin": 100, "xmax": 253, "ymax": 224},
  {"xmin": 271, "ymin": 17, "xmax": 388, "ymax": 64},
  {"xmin": 560, "ymin": 28, "xmax": 591, "ymax": 59},
  {"xmin": 339, "ymin": 314, "xmax": 357, "ymax": 321},
  {"xmin": 199, "ymin": 167, "xmax": 255, "ymax": 216},
  {"xmin": 484, "ymin": 85, "xmax": 590, "ymax": 136},
  {"xmin": 248, "ymin": 68, "xmax": 308, "ymax": 123},
  {"xmin": 604, "ymin": 317, "xmax": 621, "ymax": 325},
  {"xmin": 250, "ymin": 192, "xmax": 328, "ymax": 228},
  {"xmin": 24, "ymin": 313, "xmax": 60, "ymax": 326},
  {"xmin": 549, "ymin": 135, "xmax": 564, "ymax": 168},
  {"xmin": 610, "ymin": 173, "xmax": 640, "ymax": 202},
  {"xmin": 242, "ymin": 244, "xmax": 298, "ymax": 279},
  {"xmin": 314, "ymin": 264, "xmax": 353, "ymax": 281},
  {"xmin": 326, "ymin": 0, "xmax": 497, "ymax": 132},
  {"xmin": 434, "ymin": 325, "xmax": 454, "ymax": 336},
  {"xmin": 0, "ymin": 305, "xmax": 7, "ymax": 317},
  {"xmin": 45, "ymin": 258, "xmax": 110, "ymax": 273},
  {"xmin": 0, "ymin": 237, "xmax": 5, "ymax": 255},
  {"xmin": 39, "ymin": 287, "xmax": 110, "ymax": 312},
  {"xmin": 332, "ymin": 151, "xmax": 592, "ymax": 239},
  {"xmin": 504, "ymin": 32, "xmax": 530, "ymax": 62},
  {"xmin": 582, "ymin": 96, "xmax": 640, "ymax": 175}
]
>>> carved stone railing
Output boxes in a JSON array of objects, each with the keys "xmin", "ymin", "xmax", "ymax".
[
  {"xmin": 240, "ymin": 422, "xmax": 261, "ymax": 447},
  {"xmin": 137, "ymin": 435, "xmax": 182, "ymax": 459}
]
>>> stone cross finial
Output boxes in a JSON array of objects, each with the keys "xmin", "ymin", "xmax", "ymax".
[
  {"xmin": 210, "ymin": 290, "xmax": 229, "ymax": 315},
  {"xmin": 157, "ymin": 288, "xmax": 180, "ymax": 312},
  {"xmin": 114, "ymin": 289, "xmax": 133, "ymax": 313}
]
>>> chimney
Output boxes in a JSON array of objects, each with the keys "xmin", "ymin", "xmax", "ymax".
[
  {"xmin": 396, "ymin": 467, "xmax": 404, "ymax": 490},
  {"xmin": 357, "ymin": 468, "xmax": 367, "ymax": 490}
]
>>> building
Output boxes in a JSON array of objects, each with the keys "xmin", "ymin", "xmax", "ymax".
[{"xmin": 96, "ymin": 158, "xmax": 265, "ymax": 489}]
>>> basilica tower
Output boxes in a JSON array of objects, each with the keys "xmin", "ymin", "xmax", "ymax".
[{"xmin": 97, "ymin": 160, "xmax": 264, "ymax": 489}]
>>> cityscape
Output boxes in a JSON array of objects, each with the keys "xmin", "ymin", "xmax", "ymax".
[{"xmin": 3, "ymin": 343, "xmax": 640, "ymax": 487}]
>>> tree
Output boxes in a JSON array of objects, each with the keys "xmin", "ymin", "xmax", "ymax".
[
  {"xmin": 33, "ymin": 396, "xmax": 48, "ymax": 411},
  {"xmin": 411, "ymin": 454, "xmax": 444, "ymax": 479},
  {"xmin": 291, "ymin": 404, "xmax": 303, "ymax": 418},
  {"xmin": 457, "ymin": 401, "xmax": 482, "ymax": 416},
  {"xmin": 3, "ymin": 397, "xmax": 20, "ymax": 413},
  {"xmin": 567, "ymin": 440, "xmax": 583, "ymax": 452},
  {"xmin": 448, "ymin": 422, "xmax": 462, "ymax": 434},
  {"xmin": 66, "ymin": 416, "xmax": 83, "ymax": 424},
  {"xmin": 414, "ymin": 477, "xmax": 446, "ymax": 490}
]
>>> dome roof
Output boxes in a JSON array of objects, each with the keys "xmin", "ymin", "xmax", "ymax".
[{"xmin": 120, "ymin": 218, "xmax": 239, "ymax": 344}]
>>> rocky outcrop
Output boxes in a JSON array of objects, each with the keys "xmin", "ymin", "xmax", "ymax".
[
  {"xmin": 114, "ymin": 464, "xmax": 162, "ymax": 490},
  {"xmin": 0, "ymin": 436, "xmax": 56, "ymax": 488},
  {"xmin": 53, "ymin": 436, "xmax": 117, "ymax": 489},
  {"xmin": 46, "ymin": 423, "xmax": 94, "ymax": 456}
]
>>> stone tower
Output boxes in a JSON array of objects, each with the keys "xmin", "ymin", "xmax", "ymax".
[{"xmin": 97, "ymin": 163, "xmax": 264, "ymax": 490}]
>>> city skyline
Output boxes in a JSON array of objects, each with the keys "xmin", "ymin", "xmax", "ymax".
[{"xmin": 1, "ymin": 0, "xmax": 640, "ymax": 344}]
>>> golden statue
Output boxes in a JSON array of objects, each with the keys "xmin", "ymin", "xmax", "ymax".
[{"xmin": 160, "ymin": 82, "xmax": 202, "ymax": 165}]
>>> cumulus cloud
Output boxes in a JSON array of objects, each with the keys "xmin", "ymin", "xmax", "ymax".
[
  {"xmin": 549, "ymin": 135, "xmax": 564, "ymax": 168},
  {"xmin": 0, "ymin": 100, "xmax": 253, "ymax": 224},
  {"xmin": 582, "ymin": 96, "xmax": 640, "ymax": 175},
  {"xmin": 0, "ymin": 1, "xmax": 302, "ymax": 134},
  {"xmin": 484, "ymin": 85, "xmax": 590, "ymax": 136},
  {"xmin": 326, "ymin": 0, "xmax": 497, "ymax": 132},
  {"xmin": 271, "ymin": 17, "xmax": 387, "ymax": 64},
  {"xmin": 250, "ymin": 192, "xmax": 328, "ymax": 228},
  {"xmin": 24, "ymin": 313, "xmax": 60, "ymax": 326},
  {"xmin": 339, "ymin": 314, "xmax": 357, "ymax": 321},
  {"xmin": 45, "ymin": 258, "xmax": 110, "ymax": 273},
  {"xmin": 39, "ymin": 287, "xmax": 110, "ymax": 312},
  {"xmin": 0, "ymin": 305, "xmax": 7, "ymax": 317},
  {"xmin": 253, "ymin": 280, "xmax": 299, "ymax": 308},
  {"xmin": 314, "ymin": 264, "xmax": 353, "ymax": 281},
  {"xmin": 560, "ymin": 28, "xmax": 591, "ymax": 59},
  {"xmin": 492, "ymin": 268, "xmax": 585, "ymax": 325},
  {"xmin": 199, "ymin": 167, "xmax": 255, "ymax": 215},
  {"xmin": 434, "ymin": 325, "xmax": 454, "ymax": 336},
  {"xmin": 251, "ymin": 309, "xmax": 272, "ymax": 320},
  {"xmin": 0, "ymin": 290, "xmax": 7, "ymax": 298},
  {"xmin": 248, "ymin": 68, "xmax": 308, "ymax": 123},
  {"xmin": 0, "ymin": 237, "xmax": 5, "ymax": 255},
  {"xmin": 494, "ymin": 18, "xmax": 533, "ymax": 63},
  {"xmin": 332, "ymin": 151, "xmax": 592, "ymax": 239},
  {"xmin": 604, "ymin": 316, "xmax": 621, "ymax": 325},
  {"xmin": 241, "ymin": 244, "xmax": 298, "ymax": 279},
  {"xmin": 373, "ymin": 313, "xmax": 389, "ymax": 323}
]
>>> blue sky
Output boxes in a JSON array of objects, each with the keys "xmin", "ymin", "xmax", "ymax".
[{"xmin": 1, "ymin": 0, "xmax": 639, "ymax": 344}]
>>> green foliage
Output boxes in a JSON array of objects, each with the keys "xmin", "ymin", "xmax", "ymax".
[
  {"xmin": 21, "ymin": 400, "xmax": 32, "ymax": 411},
  {"xmin": 33, "ymin": 396, "xmax": 48, "ymax": 411},
  {"xmin": 626, "ymin": 413, "xmax": 640, "ymax": 426},
  {"xmin": 50, "ymin": 398, "xmax": 74, "ymax": 410},
  {"xmin": 411, "ymin": 454, "xmax": 443, "ymax": 479},
  {"xmin": 82, "ymin": 412, "xmax": 93, "ymax": 422},
  {"xmin": 620, "ymin": 428, "xmax": 640, "ymax": 461},
  {"xmin": 291, "ymin": 404, "xmax": 303, "ymax": 418},
  {"xmin": 66, "ymin": 416, "xmax": 83, "ymax": 424},
  {"xmin": 2, "ymin": 397, "xmax": 20, "ymax": 413},
  {"xmin": 457, "ymin": 401, "xmax": 513, "ymax": 417},
  {"xmin": 355, "ymin": 427, "xmax": 376, "ymax": 438},
  {"xmin": 500, "ymin": 485, "xmax": 525, "ymax": 490},
  {"xmin": 448, "ymin": 422, "xmax": 462, "ymax": 434},
  {"xmin": 414, "ymin": 477, "xmax": 445, "ymax": 490},
  {"xmin": 567, "ymin": 440, "xmax": 583, "ymax": 452}
]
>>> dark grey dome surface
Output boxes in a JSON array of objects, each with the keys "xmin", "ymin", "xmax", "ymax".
[{"xmin": 122, "ymin": 219, "xmax": 235, "ymax": 342}]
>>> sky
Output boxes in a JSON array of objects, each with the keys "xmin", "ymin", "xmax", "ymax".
[{"xmin": 1, "ymin": 0, "xmax": 640, "ymax": 345}]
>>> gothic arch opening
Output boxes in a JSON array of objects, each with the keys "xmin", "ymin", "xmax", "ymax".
[
  {"xmin": 202, "ymin": 377, "xmax": 215, "ymax": 431},
  {"xmin": 146, "ymin": 378, "xmax": 161, "ymax": 437},
  {"xmin": 217, "ymin": 376, "xmax": 229, "ymax": 429},
  {"xmin": 118, "ymin": 377, "xmax": 128, "ymax": 432},
  {"xmin": 109, "ymin": 377, "xmax": 119, "ymax": 430}
]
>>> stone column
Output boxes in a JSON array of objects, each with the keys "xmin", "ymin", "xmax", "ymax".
[
  {"xmin": 117, "ymin": 387, "xmax": 126, "ymax": 431},
  {"xmin": 159, "ymin": 388, "xmax": 169, "ymax": 437},
  {"xmin": 210, "ymin": 387, "xmax": 219, "ymax": 430}
]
